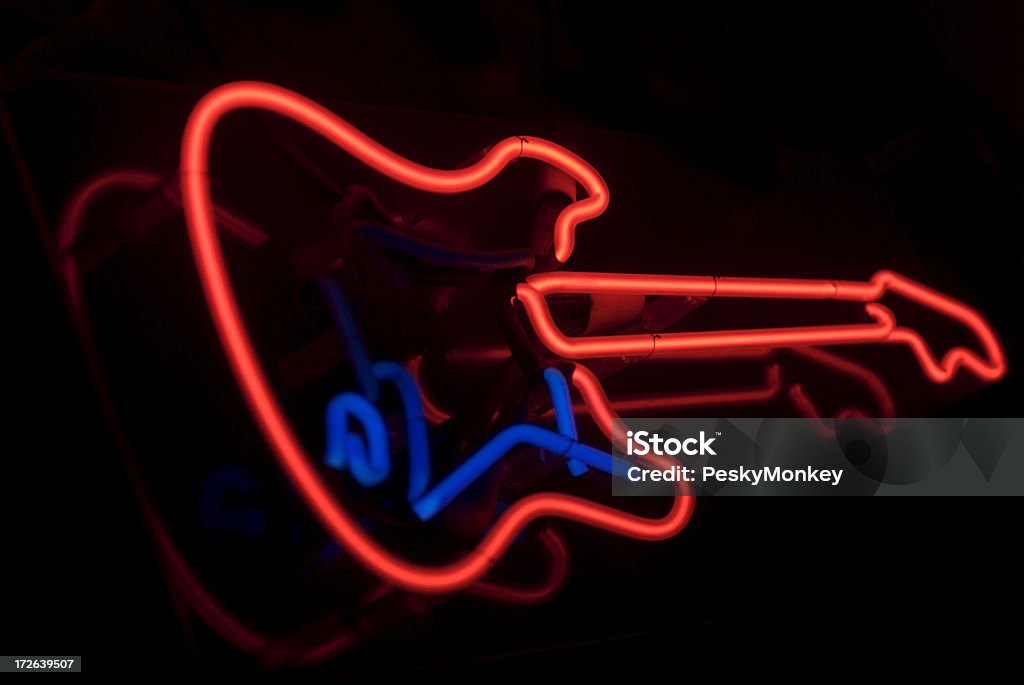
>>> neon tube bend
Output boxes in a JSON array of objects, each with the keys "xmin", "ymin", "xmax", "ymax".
[
  {"xmin": 180, "ymin": 81, "xmax": 690, "ymax": 595},
  {"xmin": 518, "ymin": 270, "xmax": 1006, "ymax": 384},
  {"xmin": 181, "ymin": 82, "xmax": 606, "ymax": 264},
  {"xmin": 57, "ymin": 170, "xmax": 577, "ymax": 652}
]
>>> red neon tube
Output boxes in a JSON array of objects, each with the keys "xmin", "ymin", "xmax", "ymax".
[
  {"xmin": 558, "ymin": 349, "xmax": 894, "ymax": 441},
  {"xmin": 467, "ymin": 528, "xmax": 570, "ymax": 606},
  {"xmin": 518, "ymin": 271, "xmax": 1006, "ymax": 384},
  {"xmin": 180, "ymin": 81, "xmax": 690, "ymax": 595},
  {"xmin": 181, "ymin": 82, "xmax": 606, "ymax": 263},
  {"xmin": 56, "ymin": 171, "xmax": 581, "ymax": 655}
]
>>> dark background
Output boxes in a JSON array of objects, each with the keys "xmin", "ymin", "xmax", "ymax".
[{"xmin": 2, "ymin": 1, "xmax": 1022, "ymax": 678}]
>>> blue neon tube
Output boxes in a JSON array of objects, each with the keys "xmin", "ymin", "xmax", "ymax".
[
  {"xmin": 410, "ymin": 424, "xmax": 615, "ymax": 521},
  {"xmin": 317, "ymin": 275, "xmax": 378, "ymax": 401}
]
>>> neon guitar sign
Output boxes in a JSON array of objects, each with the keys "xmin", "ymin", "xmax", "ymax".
[{"xmin": 178, "ymin": 81, "xmax": 1006, "ymax": 595}]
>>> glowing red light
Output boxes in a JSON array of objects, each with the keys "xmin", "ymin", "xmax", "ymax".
[
  {"xmin": 179, "ymin": 81, "xmax": 1003, "ymax": 595},
  {"xmin": 518, "ymin": 270, "xmax": 1006, "ymax": 384},
  {"xmin": 181, "ymin": 81, "xmax": 691, "ymax": 595}
]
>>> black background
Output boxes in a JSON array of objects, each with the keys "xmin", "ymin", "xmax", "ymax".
[{"xmin": 3, "ymin": 1, "xmax": 1022, "ymax": 678}]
